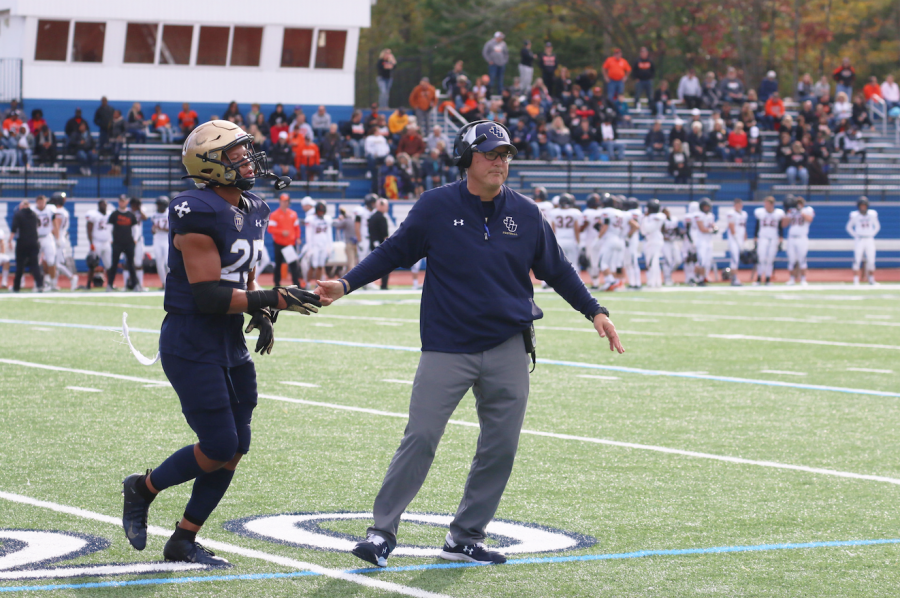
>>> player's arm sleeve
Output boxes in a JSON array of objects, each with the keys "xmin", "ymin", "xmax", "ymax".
[
  {"xmin": 531, "ymin": 214, "xmax": 600, "ymax": 318},
  {"xmin": 343, "ymin": 203, "xmax": 428, "ymax": 292}
]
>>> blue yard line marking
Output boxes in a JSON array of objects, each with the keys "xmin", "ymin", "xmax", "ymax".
[
  {"xmin": 1, "ymin": 318, "xmax": 898, "ymax": 398},
  {"xmin": 2, "ymin": 538, "xmax": 899, "ymax": 592}
]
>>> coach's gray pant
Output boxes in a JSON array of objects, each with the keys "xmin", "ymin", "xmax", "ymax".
[{"xmin": 367, "ymin": 333, "xmax": 530, "ymax": 549}]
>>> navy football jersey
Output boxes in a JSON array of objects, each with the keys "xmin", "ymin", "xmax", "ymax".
[{"xmin": 159, "ymin": 188, "xmax": 271, "ymax": 367}]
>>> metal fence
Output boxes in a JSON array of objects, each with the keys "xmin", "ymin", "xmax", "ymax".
[{"xmin": 0, "ymin": 58, "xmax": 22, "ymax": 102}]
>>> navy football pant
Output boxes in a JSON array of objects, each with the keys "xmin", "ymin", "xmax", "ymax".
[{"xmin": 154, "ymin": 354, "xmax": 257, "ymax": 526}]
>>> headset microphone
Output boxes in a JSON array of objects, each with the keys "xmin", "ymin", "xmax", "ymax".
[
  {"xmin": 262, "ymin": 173, "xmax": 292, "ymax": 190},
  {"xmin": 469, "ymin": 134, "xmax": 488, "ymax": 151}
]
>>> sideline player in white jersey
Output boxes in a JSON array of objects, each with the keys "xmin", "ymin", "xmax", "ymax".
[
  {"xmin": 549, "ymin": 193, "xmax": 583, "ymax": 268},
  {"xmin": 50, "ymin": 192, "xmax": 78, "ymax": 290},
  {"xmin": 661, "ymin": 211, "xmax": 681, "ymax": 286},
  {"xmin": 580, "ymin": 193, "xmax": 606, "ymax": 288},
  {"xmin": 85, "ymin": 199, "xmax": 113, "ymax": 289},
  {"xmin": 0, "ymin": 214, "xmax": 10, "ymax": 289},
  {"xmin": 356, "ymin": 194, "xmax": 378, "ymax": 264},
  {"xmin": 534, "ymin": 186, "xmax": 553, "ymax": 220},
  {"xmin": 753, "ymin": 195, "xmax": 784, "ymax": 285},
  {"xmin": 624, "ymin": 197, "xmax": 643, "ymax": 289},
  {"xmin": 783, "ymin": 196, "xmax": 815, "ymax": 286},
  {"xmin": 151, "ymin": 196, "xmax": 171, "ymax": 289},
  {"xmin": 691, "ymin": 198, "xmax": 716, "ymax": 286},
  {"xmin": 681, "ymin": 201, "xmax": 699, "ymax": 284},
  {"xmin": 33, "ymin": 194, "xmax": 57, "ymax": 290},
  {"xmin": 599, "ymin": 198, "xmax": 633, "ymax": 291},
  {"xmin": 640, "ymin": 199, "xmax": 667, "ymax": 288},
  {"xmin": 305, "ymin": 201, "xmax": 334, "ymax": 283},
  {"xmin": 724, "ymin": 198, "xmax": 748, "ymax": 286},
  {"xmin": 846, "ymin": 196, "xmax": 880, "ymax": 285},
  {"xmin": 123, "ymin": 197, "xmax": 149, "ymax": 290}
]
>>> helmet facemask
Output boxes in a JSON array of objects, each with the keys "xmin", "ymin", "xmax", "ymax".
[{"xmin": 204, "ymin": 137, "xmax": 269, "ymax": 190}]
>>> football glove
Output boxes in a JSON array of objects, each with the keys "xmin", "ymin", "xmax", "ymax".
[
  {"xmin": 273, "ymin": 285, "xmax": 321, "ymax": 315},
  {"xmin": 245, "ymin": 307, "xmax": 276, "ymax": 355}
]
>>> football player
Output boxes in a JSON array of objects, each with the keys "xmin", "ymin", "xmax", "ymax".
[
  {"xmin": 640, "ymin": 199, "xmax": 666, "ymax": 288},
  {"xmin": 660, "ymin": 209, "xmax": 682, "ymax": 286},
  {"xmin": 724, "ymin": 198, "xmax": 748, "ymax": 286},
  {"xmin": 692, "ymin": 198, "xmax": 716, "ymax": 286},
  {"xmin": 50, "ymin": 192, "xmax": 78, "ymax": 290},
  {"xmin": 783, "ymin": 196, "xmax": 814, "ymax": 286},
  {"xmin": 753, "ymin": 196, "xmax": 785, "ymax": 285},
  {"xmin": 355, "ymin": 194, "xmax": 378, "ymax": 265},
  {"xmin": 580, "ymin": 193, "xmax": 606, "ymax": 289},
  {"xmin": 681, "ymin": 201, "xmax": 699, "ymax": 285},
  {"xmin": 549, "ymin": 193, "xmax": 582, "ymax": 268},
  {"xmin": 533, "ymin": 185, "xmax": 553, "ymax": 219},
  {"xmin": 846, "ymin": 196, "xmax": 881, "ymax": 285},
  {"xmin": 151, "ymin": 196, "xmax": 171, "ymax": 289},
  {"xmin": 121, "ymin": 120, "xmax": 322, "ymax": 566},
  {"xmin": 598, "ymin": 196, "xmax": 630, "ymax": 291},
  {"xmin": 85, "ymin": 199, "xmax": 113, "ymax": 289},
  {"xmin": 33, "ymin": 194, "xmax": 57, "ymax": 291},
  {"xmin": 305, "ymin": 202, "xmax": 333, "ymax": 284},
  {"xmin": 623, "ymin": 198, "xmax": 643, "ymax": 289}
]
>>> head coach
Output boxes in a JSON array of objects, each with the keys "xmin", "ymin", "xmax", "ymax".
[{"xmin": 315, "ymin": 120, "xmax": 624, "ymax": 567}]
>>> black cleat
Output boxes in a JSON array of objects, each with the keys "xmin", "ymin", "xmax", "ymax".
[
  {"xmin": 122, "ymin": 472, "xmax": 151, "ymax": 550},
  {"xmin": 439, "ymin": 540, "xmax": 506, "ymax": 564},
  {"xmin": 163, "ymin": 537, "xmax": 231, "ymax": 567},
  {"xmin": 351, "ymin": 534, "xmax": 392, "ymax": 567}
]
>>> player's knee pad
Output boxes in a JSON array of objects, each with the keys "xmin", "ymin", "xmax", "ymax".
[{"xmin": 197, "ymin": 427, "xmax": 240, "ymax": 463}]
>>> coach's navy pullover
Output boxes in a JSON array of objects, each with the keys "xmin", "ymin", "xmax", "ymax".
[{"xmin": 343, "ymin": 180, "xmax": 602, "ymax": 353}]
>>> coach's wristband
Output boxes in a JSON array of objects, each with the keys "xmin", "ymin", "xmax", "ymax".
[
  {"xmin": 586, "ymin": 307, "xmax": 610, "ymax": 322},
  {"xmin": 338, "ymin": 278, "xmax": 350, "ymax": 294},
  {"xmin": 246, "ymin": 289, "xmax": 280, "ymax": 313}
]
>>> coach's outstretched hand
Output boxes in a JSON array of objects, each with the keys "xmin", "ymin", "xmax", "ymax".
[
  {"xmin": 312, "ymin": 280, "xmax": 345, "ymax": 307},
  {"xmin": 245, "ymin": 308, "xmax": 276, "ymax": 355},
  {"xmin": 594, "ymin": 314, "xmax": 625, "ymax": 354},
  {"xmin": 274, "ymin": 286, "xmax": 322, "ymax": 315}
]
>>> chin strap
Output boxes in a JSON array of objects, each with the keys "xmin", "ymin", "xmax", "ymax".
[{"xmin": 121, "ymin": 312, "xmax": 160, "ymax": 366}]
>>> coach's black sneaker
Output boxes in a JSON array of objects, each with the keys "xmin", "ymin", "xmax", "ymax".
[
  {"xmin": 163, "ymin": 528, "xmax": 230, "ymax": 567},
  {"xmin": 122, "ymin": 471, "xmax": 154, "ymax": 550},
  {"xmin": 351, "ymin": 533, "xmax": 392, "ymax": 567},
  {"xmin": 439, "ymin": 534, "xmax": 506, "ymax": 564}
]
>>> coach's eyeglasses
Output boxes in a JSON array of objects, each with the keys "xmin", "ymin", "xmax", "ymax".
[{"xmin": 476, "ymin": 149, "xmax": 515, "ymax": 163}]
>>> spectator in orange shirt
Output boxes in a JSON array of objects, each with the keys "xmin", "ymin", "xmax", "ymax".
[
  {"xmin": 763, "ymin": 91, "xmax": 785, "ymax": 130},
  {"xmin": 2, "ymin": 114, "xmax": 23, "ymax": 132},
  {"xmin": 150, "ymin": 104, "xmax": 174, "ymax": 144},
  {"xmin": 863, "ymin": 76, "xmax": 884, "ymax": 116},
  {"xmin": 177, "ymin": 103, "xmax": 198, "ymax": 136},
  {"xmin": 27, "ymin": 109, "xmax": 46, "ymax": 137},
  {"xmin": 397, "ymin": 125, "xmax": 426, "ymax": 162},
  {"xmin": 267, "ymin": 193, "xmax": 302, "ymax": 287},
  {"xmin": 727, "ymin": 121, "xmax": 748, "ymax": 162},
  {"xmin": 296, "ymin": 140, "xmax": 322, "ymax": 181},
  {"xmin": 408, "ymin": 77, "xmax": 437, "ymax": 130},
  {"xmin": 602, "ymin": 48, "xmax": 631, "ymax": 100}
]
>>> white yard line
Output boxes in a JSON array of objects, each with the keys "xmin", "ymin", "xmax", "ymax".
[
  {"xmin": 279, "ymin": 381, "xmax": 321, "ymax": 388},
  {"xmin": 383, "ymin": 379, "xmax": 415, "ymax": 385},
  {"xmin": 544, "ymin": 308, "xmax": 900, "ymax": 328},
  {"xmin": 847, "ymin": 367, "xmax": 894, "ymax": 374},
  {"xmin": 3, "ymin": 358, "xmax": 900, "ymax": 487},
  {"xmin": 0, "ymin": 494, "xmax": 452, "ymax": 598},
  {"xmin": 66, "ymin": 386, "xmax": 102, "ymax": 393},
  {"xmin": 707, "ymin": 334, "xmax": 900, "ymax": 351},
  {"xmin": 760, "ymin": 370, "xmax": 808, "ymax": 376},
  {"xmin": 577, "ymin": 375, "xmax": 620, "ymax": 381}
]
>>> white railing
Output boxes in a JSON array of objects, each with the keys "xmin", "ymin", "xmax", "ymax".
[
  {"xmin": 868, "ymin": 95, "xmax": 888, "ymax": 137},
  {"xmin": 441, "ymin": 101, "xmax": 468, "ymax": 140}
]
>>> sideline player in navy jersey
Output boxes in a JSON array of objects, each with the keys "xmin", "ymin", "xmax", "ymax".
[{"xmin": 121, "ymin": 120, "xmax": 321, "ymax": 565}]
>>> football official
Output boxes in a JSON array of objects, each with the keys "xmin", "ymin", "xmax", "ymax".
[
  {"xmin": 121, "ymin": 121, "xmax": 320, "ymax": 566},
  {"xmin": 316, "ymin": 120, "xmax": 624, "ymax": 567}
]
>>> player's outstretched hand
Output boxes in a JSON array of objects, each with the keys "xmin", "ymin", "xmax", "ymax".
[
  {"xmin": 274, "ymin": 286, "xmax": 321, "ymax": 315},
  {"xmin": 594, "ymin": 314, "xmax": 625, "ymax": 354},
  {"xmin": 245, "ymin": 308, "xmax": 275, "ymax": 355},
  {"xmin": 312, "ymin": 280, "xmax": 345, "ymax": 307}
]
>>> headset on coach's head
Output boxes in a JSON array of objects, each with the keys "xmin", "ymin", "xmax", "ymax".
[{"xmin": 452, "ymin": 120, "xmax": 517, "ymax": 178}]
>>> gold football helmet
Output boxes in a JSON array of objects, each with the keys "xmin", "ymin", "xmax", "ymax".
[{"xmin": 182, "ymin": 120, "xmax": 270, "ymax": 190}]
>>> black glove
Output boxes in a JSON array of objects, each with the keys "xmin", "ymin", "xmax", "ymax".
[
  {"xmin": 273, "ymin": 286, "xmax": 322, "ymax": 315},
  {"xmin": 245, "ymin": 308, "xmax": 275, "ymax": 355}
]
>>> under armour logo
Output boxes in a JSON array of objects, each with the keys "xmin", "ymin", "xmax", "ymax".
[
  {"xmin": 464, "ymin": 546, "xmax": 474, "ymax": 555},
  {"xmin": 454, "ymin": 219, "xmax": 464, "ymax": 226},
  {"xmin": 503, "ymin": 216, "xmax": 517, "ymax": 232},
  {"xmin": 174, "ymin": 201, "xmax": 191, "ymax": 218},
  {"xmin": 489, "ymin": 125, "xmax": 503, "ymax": 138}
]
